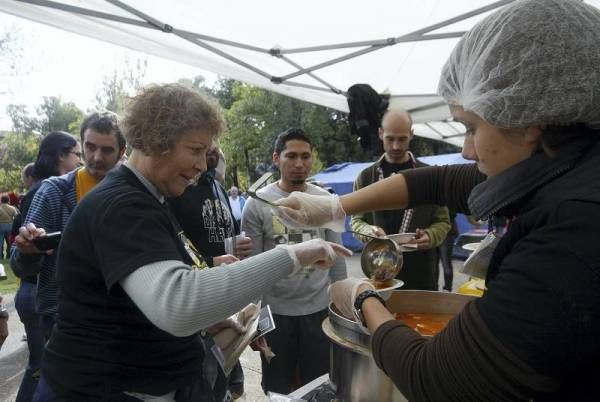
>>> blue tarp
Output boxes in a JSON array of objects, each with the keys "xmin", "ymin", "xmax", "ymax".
[{"xmin": 310, "ymin": 153, "xmax": 475, "ymax": 250}]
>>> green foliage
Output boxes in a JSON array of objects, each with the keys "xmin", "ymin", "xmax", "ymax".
[
  {"xmin": 0, "ymin": 259, "xmax": 19, "ymax": 294},
  {"xmin": 37, "ymin": 96, "xmax": 83, "ymax": 135},
  {"xmin": 6, "ymin": 97, "xmax": 84, "ymax": 136},
  {"xmin": 3, "ymin": 96, "xmax": 82, "ymax": 191},
  {"xmin": 218, "ymin": 81, "xmax": 366, "ymax": 188},
  {"xmin": 6, "ymin": 104, "xmax": 41, "ymax": 134},
  {"xmin": 0, "ymin": 132, "xmax": 40, "ymax": 192}
]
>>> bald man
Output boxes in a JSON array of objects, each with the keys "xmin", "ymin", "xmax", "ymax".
[{"xmin": 351, "ymin": 109, "xmax": 451, "ymax": 290}]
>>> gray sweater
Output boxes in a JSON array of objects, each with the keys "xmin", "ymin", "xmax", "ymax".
[{"xmin": 242, "ymin": 182, "xmax": 347, "ymax": 316}]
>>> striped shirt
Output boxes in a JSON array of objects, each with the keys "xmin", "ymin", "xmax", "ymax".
[{"xmin": 11, "ymin": 170, "xmax": 77, "ymax": 316}]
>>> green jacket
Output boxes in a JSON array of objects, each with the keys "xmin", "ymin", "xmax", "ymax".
[{"xmin": 351, "ymin": 156, "xmax": 450, "ymax": 290}]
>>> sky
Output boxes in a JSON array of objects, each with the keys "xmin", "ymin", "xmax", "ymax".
[{"xmin": 0, "ymin": 12, "xmax": 216, "ymax": 131}]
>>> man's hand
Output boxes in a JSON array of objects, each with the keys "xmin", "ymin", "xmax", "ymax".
[
  {"xmin": 250, "ymin": 336, "xmax": 267, "ymax": 351},
  {"xmin": 411, "ymin": 228, "xmax": 432, "ymax": 249},
  {"xmin": 234, "ymin": 235, "xmax": 253, "ymax": 259},
  {"xmin": 370, "ymin": 226, "xmax": 386, "ymax": 238},
  {"xmin": 15, "ymin": 223, "xmax": 51, "ymax": 255}
]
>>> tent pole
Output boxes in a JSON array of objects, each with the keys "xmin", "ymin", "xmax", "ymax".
[
  {"xmin": 279, "ymin": 55, "xmax": 344, "ymax": 94},
  {"xmin": 104, "ymin": 0, "xmax": 274, "ymax": 80},
  {"xmin": 278, "ymin": 0, "xmax": 514, "ymax": 80}
]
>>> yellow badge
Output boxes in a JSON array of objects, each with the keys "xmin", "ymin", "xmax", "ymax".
[{"xmin": 177, "ymin": 231, "xmax": 208, "ymax": 269}]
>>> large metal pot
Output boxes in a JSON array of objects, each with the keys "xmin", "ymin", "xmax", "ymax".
[{"xmin": 323, "ymin": 290, "xmax": 476, "ymax": 402}]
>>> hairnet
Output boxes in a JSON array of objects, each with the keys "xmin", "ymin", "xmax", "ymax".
[{"xmin": 438, "ymin": 0, "xmax": 600, "ymax": 128}]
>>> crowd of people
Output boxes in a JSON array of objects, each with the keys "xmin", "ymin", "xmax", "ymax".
[{"xmin": 0, "ymin": 0, "xmax": 599, "ymax": 401}]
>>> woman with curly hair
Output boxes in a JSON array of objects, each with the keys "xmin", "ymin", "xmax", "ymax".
[{"xmin": 31, "ymin": 84, "xmax": 350, "ymax": 402}]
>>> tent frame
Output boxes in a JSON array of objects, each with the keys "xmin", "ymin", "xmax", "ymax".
[
  {"xmin": 16, "ymin": 0, "xmax": 514, "ymax": 100},
  {"xmin": 7, "ymin": 0, "xmax": 519, "ymax": 145}
]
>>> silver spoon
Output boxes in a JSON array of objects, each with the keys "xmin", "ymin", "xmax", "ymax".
[{"xmin": 247, "ymin": 190, "xmax": 279, "ymax": 207}]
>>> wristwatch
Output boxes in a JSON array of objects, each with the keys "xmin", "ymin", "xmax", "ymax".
[{"xmin": 353, "ymin": 290, "xmax": 386, "ymax": 327}]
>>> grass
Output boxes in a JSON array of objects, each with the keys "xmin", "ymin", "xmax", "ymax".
[{"xmin": 0, "ymin": 258, "xmax": 20, "ymax": 294}]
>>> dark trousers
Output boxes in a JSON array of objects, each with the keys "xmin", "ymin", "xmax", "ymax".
[
  {"xmin": 15, "ymin": 281, "xmax": 45, "ymax": 402},
  {"xmin": 439, "ymin": 234, "xmax": 457, "ymax": 291},
  {"xmin": 32, "ymin": 376, "xmax": 66, "ymax": 402},
  {"xmin": 261, "ymin": 309, "xmax": 329, "ymax": 395},
  {"xmin": 0, "ymin": 222, "xmax": 11, "ymax": 259},
  {"xmin": 228, "ymin": 362, "xmax": 244, "ymax": 397},
  {"xmin": 39, "ymin": 314, "xmax": 55, "ymax": 343}
]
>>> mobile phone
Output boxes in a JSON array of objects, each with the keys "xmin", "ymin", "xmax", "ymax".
[{"xmin": 32, "ymin": 231, "xmax": 62, "ymax": 251}]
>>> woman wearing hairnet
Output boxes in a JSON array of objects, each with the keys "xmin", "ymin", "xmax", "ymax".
[{"xmin": 276, "ymin": 0, "xmax": 600, "ymax": 400}]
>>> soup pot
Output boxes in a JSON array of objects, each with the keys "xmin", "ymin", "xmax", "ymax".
[{"xmin": 323, "ymin": 290, "xmax": 476, "ymax": 402}]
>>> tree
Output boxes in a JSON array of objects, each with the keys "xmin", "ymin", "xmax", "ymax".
[
  {"xmin": 6, "ymin": 104, "xmax": 42, "ymax": 134},
  {"xmin": 0, "ymin": 132, "xmax": 40, "ymax": 192},
  {"xmin": 221, "ymin": 81, "xmax": 366, "ymax": 187},
  {"xmin": 210, "ymin": 78, "xmax": 237, "ymax": 109},
  {"xmin": 6, "ymin": 97, "xmax": 83, "ymax": 136},
  {"xmin": 37, "ymin": 96, "xmax": 83, "ymax": 135}
]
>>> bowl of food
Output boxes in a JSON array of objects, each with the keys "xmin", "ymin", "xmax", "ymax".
[{"xmin": 360, "ymin": 238, "xmax": 403, "ymax": 284}]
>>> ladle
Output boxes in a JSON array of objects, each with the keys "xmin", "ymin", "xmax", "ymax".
[
  {"xmin": 361, "ymin": 237, "xmax": 403, "ymax": 283},
  {"xmin": 350, "ymin": 231, "xmax": 418, "ymax": 250}
]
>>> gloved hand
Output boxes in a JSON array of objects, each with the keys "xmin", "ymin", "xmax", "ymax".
[
  {"xmin": 213, "ymin": 254, "xmax": 239, "ymax": 266},
  {"xmin": 274, "ymin": 192, "xmax": 346, "ymax": 232},
  {"xmin": 329, "ymin": 278, "xmax": 375, "ymax": 321},
  {"xmin": 278, "ymin": 239, "xmax": 352, "ymax": 273}
]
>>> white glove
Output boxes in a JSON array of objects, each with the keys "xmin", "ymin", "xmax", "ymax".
[
  {"xmin": 329, "ymin": 278, "xmax": 375, "ymax": 322},
  {"xmin": 278, "ymin": 238, "xmax": 352, "ymax": 273},
  {"xmin": 273, "ymin": 192, "xmax": 346, "ymax": 232}
]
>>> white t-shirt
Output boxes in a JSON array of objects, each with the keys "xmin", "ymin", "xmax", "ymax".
[{"xmin": 229, "ymin": 196, "xmax": 242, "ymax": 220}]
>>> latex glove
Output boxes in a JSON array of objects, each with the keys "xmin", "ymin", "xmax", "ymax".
[
  {"xmin": 273, "ymin": 191, "xmax": 346, "ymax": 232},
  {"xmin": 278, "ymin": 239, "xmax": 352, "ymax": 273},
  {"xmin": 213, "ymin": 254, "xmax": 239, "ymax": 266},
  {"xmin": 15, "ymin": 223, "xmax": 52, "ymax": 255},
  {"xmin": 329, "ymin": 278, "xmax": 375, "ymax": 321}
]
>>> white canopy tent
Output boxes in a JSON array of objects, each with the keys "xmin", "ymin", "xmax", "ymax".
[{"xmin": 1, "ymin": 0, "xmax": 598, "ymax": 146}]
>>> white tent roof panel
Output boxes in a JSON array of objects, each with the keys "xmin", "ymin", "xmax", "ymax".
[{"xmin": 2, "ymin": 0, "xmax": 599, "ymax": 145}]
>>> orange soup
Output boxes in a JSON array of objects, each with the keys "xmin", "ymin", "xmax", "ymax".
[{"xmin": 394, "ymin": 312, "xmax": 454, "ymax": 336}]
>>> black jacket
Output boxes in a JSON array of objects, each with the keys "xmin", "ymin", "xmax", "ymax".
[{"xmin": 373, "ymin": 137, "xmax": 600, "ymax": 401}]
